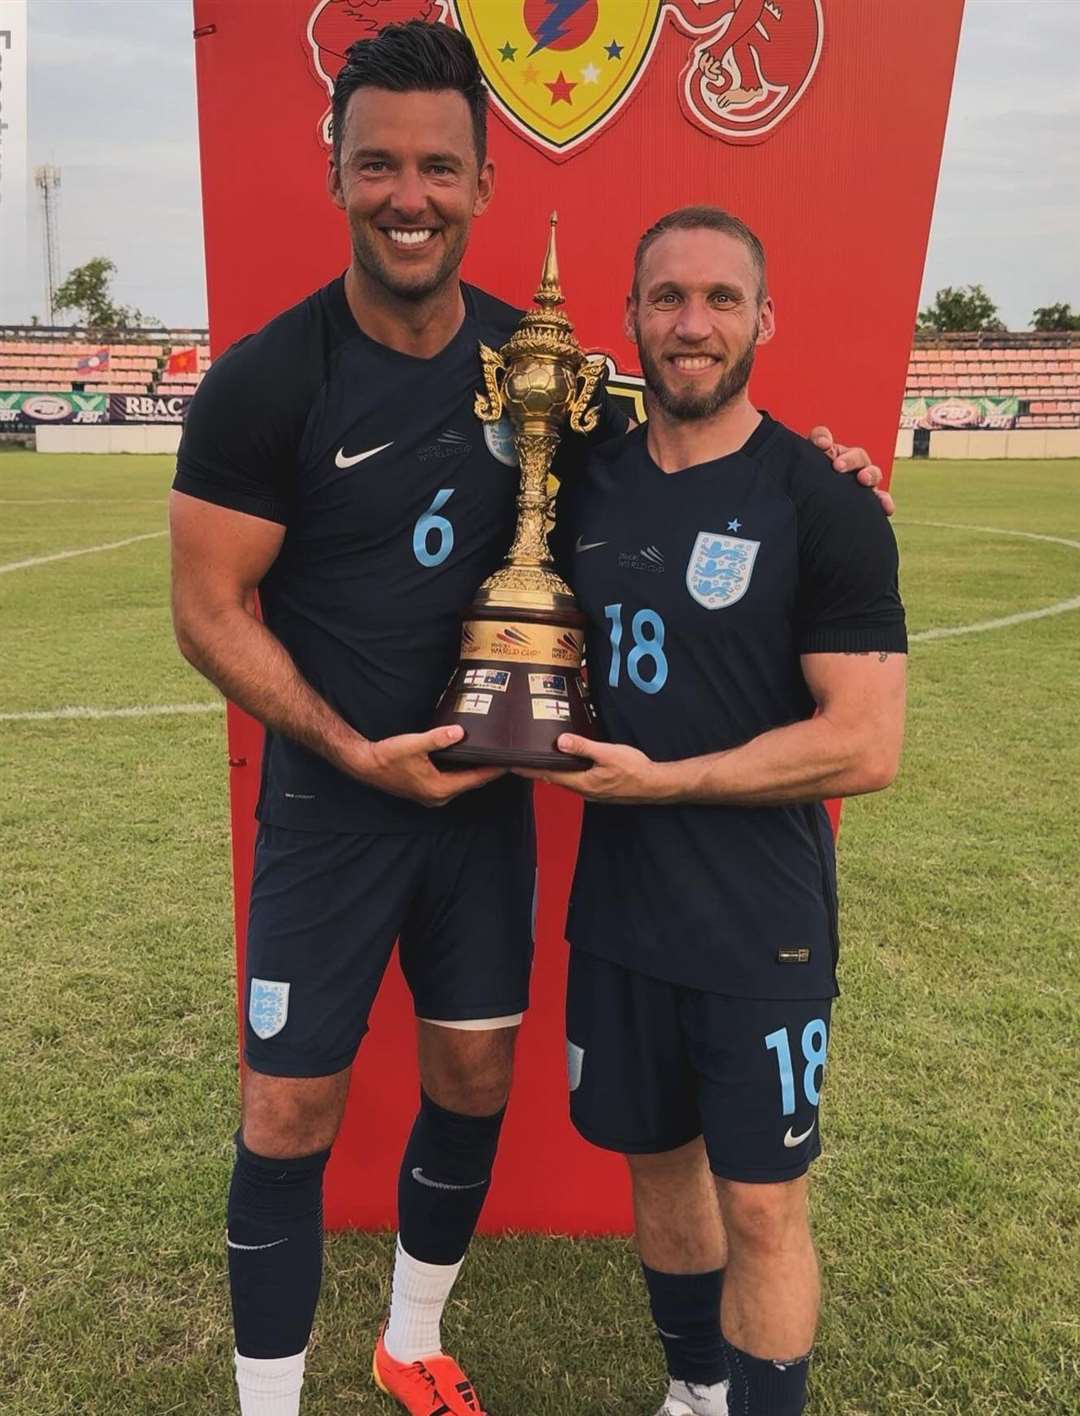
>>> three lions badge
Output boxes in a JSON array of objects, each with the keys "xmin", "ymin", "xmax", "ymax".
[
  {"xmin": 249, "ymin": 978, "xmax": 290, "ymax": 1040},
  {"xmin": 686, "ymin": 530, "xmax": 760, "ymax": 609}
]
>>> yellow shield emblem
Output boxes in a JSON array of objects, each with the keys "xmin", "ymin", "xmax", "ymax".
[{"xmin": 449, "ymin": 1, "xmax": 665, "ymax": 158}]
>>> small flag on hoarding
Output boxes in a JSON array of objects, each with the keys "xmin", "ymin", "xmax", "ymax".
[
  {"xmin": 76, "ymin": 348, "xmax": 110, "ymax": 373},
  {"xmin": 166, "ymin": 346, "xmax": 198, "ymax": 376}
]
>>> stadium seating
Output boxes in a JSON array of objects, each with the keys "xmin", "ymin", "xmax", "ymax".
[
  {"xmin": 905, "ymin": 332, "xmax": 1080, "ymax": 427},
  {"xmin": 0, "ymin": 331, "xmax": 210, "ymax": 400}
]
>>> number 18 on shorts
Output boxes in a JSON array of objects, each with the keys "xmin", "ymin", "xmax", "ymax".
[{"xmin": 566, "ymin": 951, "xmax": 833, "ymax": 1182}]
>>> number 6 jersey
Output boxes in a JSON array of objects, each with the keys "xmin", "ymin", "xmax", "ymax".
[
  {"xmin": 173, "ymin": 276, "xmax": 625, "ymax": 833},
  {"xmin": 553, "ymin": 415, "xmax": 907, "ymax": 1000}
]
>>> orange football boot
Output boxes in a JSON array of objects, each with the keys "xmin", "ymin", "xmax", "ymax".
[{"xmin": 372, "ymin": 1327, "xmax": 489, "ymax": 1415}]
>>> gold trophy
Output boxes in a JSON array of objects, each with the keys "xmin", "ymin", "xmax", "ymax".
[{"xmin": 432, "ymin": 214, "xmax": 606, "ymax": 770}]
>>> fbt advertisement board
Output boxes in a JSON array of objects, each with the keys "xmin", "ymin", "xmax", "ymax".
[
  {"xmin": 0, "ymin": 392, "xmax": 192, "ymax": 425},
  {"xmin": 192, "ymin": 0, "xmax": 963, "ymax": 1233}
]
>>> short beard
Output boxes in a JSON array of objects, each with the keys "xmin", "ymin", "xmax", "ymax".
[
  {"xmin": 350, "ymin": 224, "xmax": 468, "ymax": 304},
  {"xmin": 638, "ymin": 320, "xmax": 758, "ymax": 421}
]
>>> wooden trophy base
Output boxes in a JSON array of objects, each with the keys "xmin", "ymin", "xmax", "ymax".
[{"xmin": 431, "ymin": 603, "xmax": 597, "ymax": 771}]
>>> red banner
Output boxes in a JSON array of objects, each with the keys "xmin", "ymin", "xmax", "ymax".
[{"xmin": 193, "ymin": 0, "xmax": 963, "ymax": 1234}]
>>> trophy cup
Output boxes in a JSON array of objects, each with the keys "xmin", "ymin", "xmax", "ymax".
[{"xmin": 432, "ymin": 214, "xmax": 606, "ymax": 770}]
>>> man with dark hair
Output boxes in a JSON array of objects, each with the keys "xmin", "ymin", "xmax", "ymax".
[
  {"xmin": 330, "ymin": 14, "xmax": 489, "ymax": 170},
  {"xmin": 170, "ymin": 21, "xmax": 886, "ymax": 1416},
  {"xmin": 535, "ymin": 208, "xmax": 908, "ymax": 1416}
]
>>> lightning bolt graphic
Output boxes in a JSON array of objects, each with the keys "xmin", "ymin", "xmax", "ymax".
[{"xmin": 529, "ymin": 0, "xmax": 590, "ymax": 56}]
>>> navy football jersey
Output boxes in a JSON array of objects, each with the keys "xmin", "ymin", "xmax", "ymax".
[
  {"xmin": 173, "ymin": 276, "xmax": 626, "ymax": 832},
  {"xmin": 553, "ymin": 415, "xmax": 907, "ymax": 999}
]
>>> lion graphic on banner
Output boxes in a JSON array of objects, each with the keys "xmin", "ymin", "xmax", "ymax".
[
  {"xmin": 666, "ymin": 0, "xmax": 823, "ymax": 142},
  {"xmin": 680, "ymin": 1, "xmax": 783, "ymax": 112}
]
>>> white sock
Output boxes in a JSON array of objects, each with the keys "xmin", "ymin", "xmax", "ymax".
[
  {"xmin": 235, "ymin": 1349, "xmax": 306, "ymax": 1416},
  {"xmin": 656, "ymin": 1391, "xmax": 694, "ymax": 1416},
  {"xmin": 670, "ymin": 1375, "xmax": 730, "ymax": 1416},
  {"xmin": 383, "ymin": 1237, "xmax": 465, "ymax": 1363},
  {"xmin": 670, "ymin": 1370, "xmax": 730, "ymax": 1416}
]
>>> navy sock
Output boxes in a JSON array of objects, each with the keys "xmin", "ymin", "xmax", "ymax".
[
  {"xmin": 723, "ymin": 1339, "xmax": 811, "ymax": 1415},
  {"xmin": 227, "ymin": 1133, "xmax": 330, "ymax": 1359},
  {"xmin": 641, "ymin": 1264, "xmax": 728, "ymax": 1387},
  {"xmin": 397, "ymin": 1090, "xmax": 505, "ymax": 1266}
]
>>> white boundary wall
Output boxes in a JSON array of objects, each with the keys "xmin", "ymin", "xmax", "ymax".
[
  {"xmin": 35, "ymin": 425, "xmax": 182, "ymax": 454},
  {"xmin": 894, "ymin": 428, "xmax": 1080, "ymax": 460},
  {"xmin": 928, "ymin": 429, "xmax": 1080, "ymax": 459}
]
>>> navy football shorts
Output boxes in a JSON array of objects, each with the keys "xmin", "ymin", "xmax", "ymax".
[
  {"xmin": 566, "ymin": 950, "xmax": 833, "ymax": 1183},
  {"xmin": 243, "ymin": 810, "xmax": 536, "ymax": 1078}
]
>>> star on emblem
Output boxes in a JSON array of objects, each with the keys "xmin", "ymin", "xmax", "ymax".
[
  {"xmin": 546, "ymin": 70, "xmax": 576, "ymax": 105},
  {"xmin": 605, "ymin": 39, "xmax": 624, "ymax": 60},
  {"xmin": 727, "ymin": 518, "xmax": 742, "ymax": 533},
  {"xmin": 499, "ymin": 41, "xmax": 516, "ymax": 62},
  {"xmin": 581, "ymin": 63, "xmax": 600, "ymax": 84},
  {"xmin": 522, "ymin": 63, "xmax": 540, "ymax": 85}
]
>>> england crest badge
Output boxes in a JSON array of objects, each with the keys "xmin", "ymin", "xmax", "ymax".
[
  {"xmin": 249, "ymin": 978, "xmax": 290, "ymax": 1040},
  {"xmin": 685, "ymin": 531, "xmax": 760, "ymax": 609},
  {"xmin": 483, "ymin": 414, "xmax": 519, "ymax": 467}
]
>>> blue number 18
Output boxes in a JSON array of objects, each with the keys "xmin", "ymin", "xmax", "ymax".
[
  {"xmin": 603, "ymin": 603, "xmax": 668, "ymax": 694},
  {"xmin": 765, "ymin": 1018, "xmax": 829, "ymax": 1117}
]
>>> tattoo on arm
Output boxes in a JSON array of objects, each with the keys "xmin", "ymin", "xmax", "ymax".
[{"xmin": 843, "ymin": 651, "xmax": 893, "ymax": 662}]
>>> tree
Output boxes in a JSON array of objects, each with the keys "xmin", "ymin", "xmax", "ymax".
[
  {"xmin": 1030, "ymin": 303, "xmax": 1080, "ymax": 332},
  {"xmin": 917, "ymin": 285, "xmax": 1005, "ymax": 333},
  {"xmin": 52, "ymin": 257, "xmax": 157, "ymax": 332}
]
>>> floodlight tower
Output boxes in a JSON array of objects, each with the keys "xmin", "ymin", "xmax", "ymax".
[{"xmin": 34, "ymin": 166, "xmax": 63, "ymax": 324}]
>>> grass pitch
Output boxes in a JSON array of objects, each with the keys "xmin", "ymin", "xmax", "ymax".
[{"xmin": 1, "ymin": 453, "xmax": 1078, "ymax": 1415}]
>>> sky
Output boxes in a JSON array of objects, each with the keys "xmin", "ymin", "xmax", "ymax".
[{"xmin": 18, "ymin": 0, "xmax": 1080, "ymax": 331}]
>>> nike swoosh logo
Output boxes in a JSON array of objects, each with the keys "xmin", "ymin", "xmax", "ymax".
[
  {"xmin": 783, "ymin": 1120, "xmax": 817, "ymax": 1148},
  {"xmin": 335, "ymin": 441, "xmax": 393, "ymax": 469},
  {"xmin": 411, "ymin": 1166, "xmax": 488, "ymax": 1192},
  {"xmin": 226, "ymin": 1235, "xmax": 289, "ymax": 1251},
  {"xmin": 575, "ymin": 537, "xmax": 607, "ymax": 553}
]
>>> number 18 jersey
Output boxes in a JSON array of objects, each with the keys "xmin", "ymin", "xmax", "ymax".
[{"xmin": 555, "ymin": 415, "xmax": 907, "ymax": 1000}]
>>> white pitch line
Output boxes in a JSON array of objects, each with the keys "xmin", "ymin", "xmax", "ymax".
[
  {"xmin": 3, "ymin": 523, "xmax": 1076, "ymax": 722},
  {"xmin": 898, "ymin": 520, "xmax": 1080, "ymax": 643},
  {"xmin": 0, "ymin": 702, "xmax": 223, "ymax": 723},
  {"xmin": 910, "ymin": 596, "xmax": 1080, "ymax": 642},
  {"xmin": 0, "ymin": 530, "xmax": 167, "ymax": 574},
  {"xmin": 901, "ymin": 519, "xmax": 1080, "ymax": 554}
]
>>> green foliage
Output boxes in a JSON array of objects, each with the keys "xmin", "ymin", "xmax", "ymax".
[
  {"xmin": 917, "ymin": 284, "xmax": 1005, "ymax": 333},
  {"xmin": 1, "ymin": 455, "xmax": 1079, "ymax": 1413},
  {"xmin": 1030, "ymin": 302, "xmax": 1080, "ymax": 332},
  {"xmin": 52, "ymin": 256, "xmax": 158, "ymax": 333}
]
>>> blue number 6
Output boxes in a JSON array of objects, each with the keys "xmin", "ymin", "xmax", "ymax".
[{"xmin": 413, "ymin": 488, "xmax": 455, "ymax": 567}]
